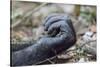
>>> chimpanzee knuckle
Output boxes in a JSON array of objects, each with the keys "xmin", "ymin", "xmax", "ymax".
[
  {"xmin": 45, "ymin": 16, "xmax": 65, "ymax": 28},
  {"xmin": 44, "ymin": 14, "xmax": 59, "ymax": 24},
  {"xmin": 44, "ymin": 25, "xmax": 48, "ymax": 31}
]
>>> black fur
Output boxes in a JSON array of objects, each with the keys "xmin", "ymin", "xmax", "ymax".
[{"xmin": 11, "ymin": 14, "xmax": 76, "ymax": 66}]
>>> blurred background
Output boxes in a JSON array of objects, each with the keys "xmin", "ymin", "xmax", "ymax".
[{"xmin": 11, "ymin": 0, "xmax": 96, "ymax": 64}]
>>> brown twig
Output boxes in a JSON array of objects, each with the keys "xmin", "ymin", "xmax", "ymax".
[
  {"xmin": 46, "ymin": 59, "xmax": 55, "ymax": 64},
  {"xmin": 35, "ymin": 40, "xmax": 96, "ymax": 64},
  {"xmin": 35, "ymin": 56, "xmax": 57, "ymax": 65},
  {"xmin": 79, "ymin": 40, "xmax": 96, "ymax": 48},
  {"xmin": 11, "ymin": 3, "xmax": 47, "ymax": 28}
]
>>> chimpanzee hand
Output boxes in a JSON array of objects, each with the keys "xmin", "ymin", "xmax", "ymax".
[
  {"xmin": 38, "ymin": 14, "xmax": 76, "ymax": 52},
  {"xmin": 11, "ymin": 14, "xmax": 76, "ymax": 66}
]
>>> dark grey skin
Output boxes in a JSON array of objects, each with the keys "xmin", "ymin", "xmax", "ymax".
[{"xmin": 11, "ymin": 14, "xmax": 76, "ymax": 66}]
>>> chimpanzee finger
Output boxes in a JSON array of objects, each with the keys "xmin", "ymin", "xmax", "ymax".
[
  {"xmin": 47, "ymin": 22, "xmax": 60, "ymax": 37},
  {"xmin": 43, "ymin": 14, "xmax": 68, "ymax": 31},
  {"xmin": 43, "ymin": 14, "xmax": 60, "ymax": 26},
  {"xmin": 44, "ymin": 16, "xmax": 62, "ymax": 31}
]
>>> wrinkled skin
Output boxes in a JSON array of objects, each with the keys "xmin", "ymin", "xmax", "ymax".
[{"xmin": 11, "ymin": 14, "xmax": 76, "ymax": 66}]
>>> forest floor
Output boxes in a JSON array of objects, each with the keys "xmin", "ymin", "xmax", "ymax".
[{"xmin": 11, "ymin": 1, "xmax": 97, "ymax": 65}]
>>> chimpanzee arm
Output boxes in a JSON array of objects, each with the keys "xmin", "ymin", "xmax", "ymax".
[{"xmin": 11, "ymin": 14, "xmax": 76, "ymax": 66}]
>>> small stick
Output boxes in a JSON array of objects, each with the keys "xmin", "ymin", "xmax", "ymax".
[{"xmin": 11, "ymin": 3, "xmax": 47, "ymax": 28}]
